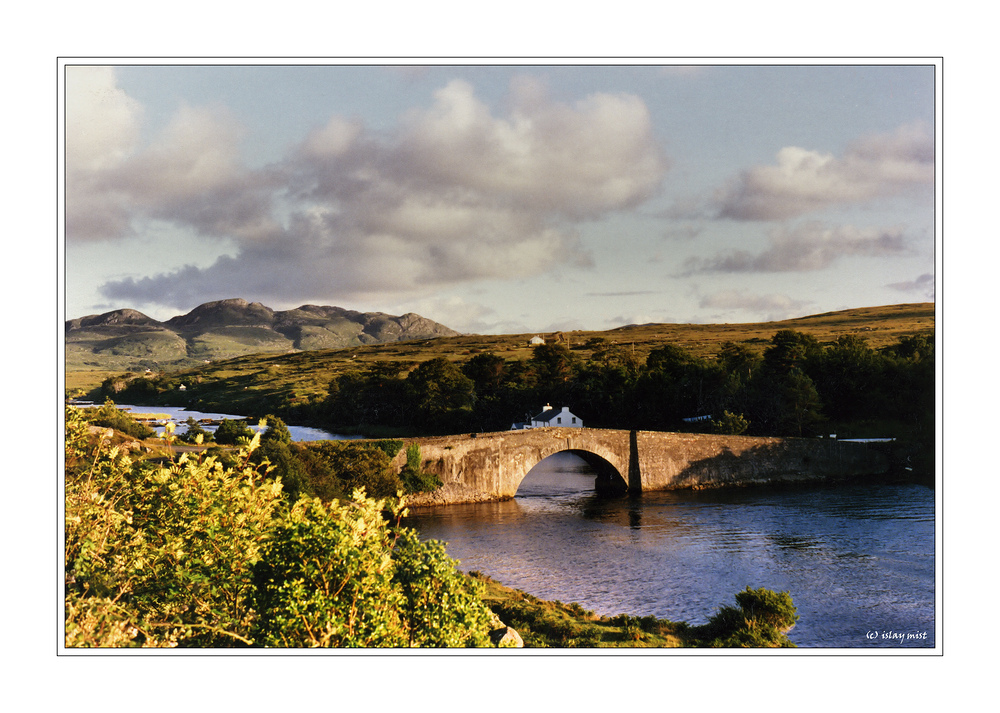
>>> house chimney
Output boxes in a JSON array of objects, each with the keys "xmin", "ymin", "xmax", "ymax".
[{"xmin": 542, "ymin": 404, "xmax": 552, "ymax": 411}]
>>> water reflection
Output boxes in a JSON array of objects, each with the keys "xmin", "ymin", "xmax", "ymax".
[{"xmin": 403, "ymin": 451, "xmax": 935, "ymax": 648}]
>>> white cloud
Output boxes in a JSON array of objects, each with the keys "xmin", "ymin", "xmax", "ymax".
[
  {"xmin": 65, "ymin": 66, "xmax": 143, "ymax": 172},
  {"xmin": 698, "ymin": 290, "xmax": 811, "ymax": 321},
  {"xmin": 66, "ymin": 68, "xmax": 278, "ymax": 245},
  {"xmin": 65, "ymin": 66, "xmax": 144, "ymax": 241},
  {"xmin": 90, "ymin": 75, "xmax": 666, "ymax": 310},
  {"xmin": 715, "ymin": 122, "xmax": 933, "ymax": 220}
]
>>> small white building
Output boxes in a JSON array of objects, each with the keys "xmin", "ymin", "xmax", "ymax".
[
  {"xmin": 511, "ymin": 404, "xmax": 583, "ymax": 430},
  {"xmin": 528, "ymin": 335, "xmax": 545, "ymax": 346}
]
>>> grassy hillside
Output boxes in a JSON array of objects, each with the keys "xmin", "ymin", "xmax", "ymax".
[
  {"xmin": 67, "ymin": 303, "xmax": 935, "ymax": 411},
  {"xmin": 66, "ymin": 329, "xmax": 190, "ymax": 370}
]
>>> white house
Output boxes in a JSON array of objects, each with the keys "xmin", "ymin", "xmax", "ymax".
[
  {"xmin": 511, "ymin": 404, "xmax": 583, "ymax": 430},
  {"xmin": 528, "ymin": 335, "xmax": 545, "ymax": 346}
]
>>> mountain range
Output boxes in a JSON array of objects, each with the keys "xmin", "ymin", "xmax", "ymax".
[{"xmin": 66, "ymin": 298, "xmax": 461, "ymax": 371}]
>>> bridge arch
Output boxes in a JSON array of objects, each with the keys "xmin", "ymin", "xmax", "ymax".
[{"xmin": 511, "ymin": 445, "xmax": 629, "ymax": 497}]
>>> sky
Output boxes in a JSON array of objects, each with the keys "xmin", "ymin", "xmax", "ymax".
[{"xmin": 63, "ymin": 60, "xmax": 938, "ymax": 335}]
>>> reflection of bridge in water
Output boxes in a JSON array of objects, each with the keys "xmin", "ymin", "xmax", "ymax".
[{"xmin": 390, "ymin": 427, "xmax": 890, "ymax": 506}]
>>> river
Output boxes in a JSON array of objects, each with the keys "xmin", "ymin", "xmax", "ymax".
[
  {"xmin": 87, "ymin": 402, "xmax": 354, "ymax": 442},
  {"xmin": 403, "ymin": 452, "xmax": 936, "ymax": 649}
]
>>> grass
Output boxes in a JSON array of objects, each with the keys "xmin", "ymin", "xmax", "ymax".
[{"xmin": 472, "ymin": 572, "xmax": 688, "ymax": 647}]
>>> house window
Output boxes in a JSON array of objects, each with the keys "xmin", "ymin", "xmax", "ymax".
[
  {"xmin": 572, "ymin": 417, "xmax": 577, "ymax": 424},
  {"xmin": 557, "ymin": 417, "xmax": 562, "ymax": 424}
]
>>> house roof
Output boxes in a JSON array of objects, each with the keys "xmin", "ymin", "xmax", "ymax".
[{"xmin": 531, "ymin": 406, "xmax": 575, "ymax": 422}]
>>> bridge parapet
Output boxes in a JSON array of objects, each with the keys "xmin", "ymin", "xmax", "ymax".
[{"xmin": 395, "ymin": 428, "xmax": 889, "ymax": 506}]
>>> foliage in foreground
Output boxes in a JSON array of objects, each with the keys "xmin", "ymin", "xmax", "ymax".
[
  {"xmin": 689, "ymin": 587, "xmax": 799, "ymax": 648},
  {"xmin": 250, "ymin": 497, "xmax": 492, "ymax": 647},
  {"xmin": 64, "ymin": 405, "xmax": 492, "ymax": 648},
  {"xmin": 474, "ymin": 574, "xmax": 799, "ymax": 648}
]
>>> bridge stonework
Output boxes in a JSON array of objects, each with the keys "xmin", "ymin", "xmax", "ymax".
[{"xmin": 393, "ymin": 428, "xmax": 890, "ymax": 507}]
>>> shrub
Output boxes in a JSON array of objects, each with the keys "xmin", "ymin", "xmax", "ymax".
[
  {"xmin": 259, "ymin": 414, "xmax": 292, "ymax": 445},
  {"xmin": 64, "ymin": 404, "xmax": 497, "ymax": 649},
  {"xmin": 177, "ymin": 416, "xmax": 213, "ymax": 444},
  {"xmin": 65, "ymin": 406, "xmax": 283, "ymax": 647},
  {"xmin": 712, "ymin": 410, "xmax": 750, "ymax": 435},
  {"xmin": 296, "ymin": 441, "xmax": 401, "ymax": 501},
  {"xmin": 249, "ymin": 493, "xmax": 493, "ymax": 648},
  {"xmin": 249, "ymin": 494, "xmax": 406, "ymax": 647},
  {"xmin": 391, "ymin": 528, "xmax": 493, "ymax": 647},
  {"xmin": 399, "ymin": 443, "xmax": 443, "ymax": 494},
  {"xmin": 370, "ymin": 439, "xmax": 405, "ymax": 459},
  {"xmin": 250, "ymin": 440, "xmax": 312, "ymax": 504},
  {"xmin": 734, "ymin": 586, "xmax": 799, "ymax": 631},
  {"xmin": 213, "ymin": 418, "xmax": 255, "ymax": 445},
  {"xmin": 696, "ymin": 587, "xmax": 799, "ymax": 648},
  {"xmin": 83, "ymin": 398, "xmax": 156, "ymax": 439}
]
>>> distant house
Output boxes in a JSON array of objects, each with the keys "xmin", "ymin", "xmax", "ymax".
[
  {"xmin": 528, "ymin": 335, "xmax": 545, "ymax": 346},
  {"xmin": 511, "ymin": 404, "xmax": 583, "ymax": 430}
]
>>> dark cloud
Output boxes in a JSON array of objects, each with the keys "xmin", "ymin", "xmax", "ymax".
[
  {"xmin": 683, "ymin": 223, "xmax": 912, "ymax": 275},
  {"xmin": 888, "ymin": 272, "xmax": 935, "ymax": 299}
]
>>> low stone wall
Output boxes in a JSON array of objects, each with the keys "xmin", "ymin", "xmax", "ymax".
[{"xmin": 635, "ymin": 431, "xmax": 889, "ymax": 490}]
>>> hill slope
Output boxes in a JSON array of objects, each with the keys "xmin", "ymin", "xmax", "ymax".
[
  {"xmin": 68, "ymin": 303, "xmax": 934, "ymax": 418},
  {"xmin": 66, "ymin": 298, "xmax": 461, "ymax": 371}
]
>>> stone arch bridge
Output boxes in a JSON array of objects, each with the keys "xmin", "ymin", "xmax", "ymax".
[{"xmin": 390, "ymin": 427, "xmax": 890, "ymax": 506}]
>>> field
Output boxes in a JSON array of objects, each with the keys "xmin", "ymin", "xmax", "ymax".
[{"xmin": 65, "ymin": 303, "xmax": 935, "ymax": 406}]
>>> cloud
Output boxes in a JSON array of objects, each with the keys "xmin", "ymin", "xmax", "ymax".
[
  {"xmin": 683, "ymin": 222, "xmax": 912, "ymax": 274},
  {"xmin": 698, "ymin": 290, "xmax": 811, "ymax": 321},
  {"xmin": 714, "ymin": 122, "xmax": 933, "ymax": 220},
  {"xmin": 67, "ymin": 68, "xmax": 277, "ymax": 245},
  {"xmin": 587, "ymin": 290, "xmax": 660, "ymax": 297},
  {"xmin": 65, "ymin": 66, "xmax": 144, "ymax": 241},
  {"xmin": 65, "ymin": 66, "xmax": 143, "ymax": 172},
  {"xmin": 81, "ymin": 73, "xmax": 666, "ymax": 309},
  {"xmin": 888, "ymin": 272, "xmax": 935, "ymax": 300}
]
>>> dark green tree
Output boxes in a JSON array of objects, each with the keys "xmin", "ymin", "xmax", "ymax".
[
  {"xmin": 260, "ymin": 414, "xmax": 292, "ymax": 445},
  {"xmin": 325, "ymin": 362, "xmax": 411, "ymax": 428},
  {"xmin": 530, "ymin": 343, "xmax": 579, "ymax": 387},
  {"xmin": 214, "ymin": 418, "xmax": 255, "ymax": 445},
  {"xmin": 461, "ymin": 353, "xmax": 508, "ymax": 398},
  {"xmin": 295, "ymin": 441, "xmax": 400, "ymax": 501},
  {"xmin": 634, "ymin": 345, "xmax": 722, "ymax": 430},
  {"xmin": 405, "ymin": 357, "xmax": 475, "ymax": 430},
  {"xmin": 250, "ymin": 438, "xmax": 311, "ymax": 504},
  {"xmin": 762, "ymin": 330, "xmax": 822, "ymax": 374},
  {"xmin": 810, "ymin": 335, "xmax": 882, "ymax": 421},
  {"xmin": 748, "ymin": 331, "xmax": 825, "ymax": 436},
  {"xmin": 177, "ymin": 416, "xmax": 214, "ymax": 444},
  {"xmin": 576, "ymin": 343, "xmax": 641, "ymax": 428}
]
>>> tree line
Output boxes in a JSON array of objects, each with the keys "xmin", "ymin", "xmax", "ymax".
[{"xmin": 321, "ymin": 330, "xmax": 935, "ymax": 441}]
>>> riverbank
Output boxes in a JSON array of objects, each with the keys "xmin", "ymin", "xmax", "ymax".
[{"xmin": 472, "ymin": 572, "xmax": 798, "ymax": 648}]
